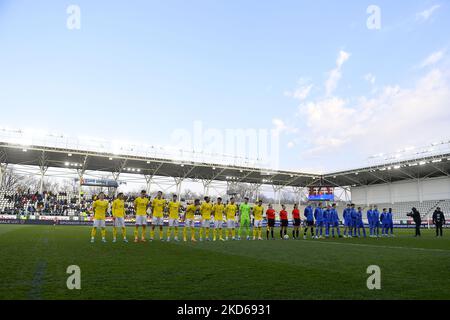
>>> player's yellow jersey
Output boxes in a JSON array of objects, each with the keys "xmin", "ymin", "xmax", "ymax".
[
  {"xmin": 212, "ymin": 203, "xmax": 225, "ymax": 221},
  {"xmin": 93, "ymin": 199, "xmax": 109, "ymax": 220},
  {"xmin": 152, "ymin": 198, "xmax": 166, "ymax": 218},
  {"xmin": 252, "ymin": 205, "xmax": 264, "ymax": 221},
  {"xmin": 168, "ymin": 201, "xmax": 181, "ymax": 219},
  {"xmin": 200, "ymin": 202, "xmax": 213, "ymax": 219},
  {"xmin": 225, "ymin": 204, "xmax": 238, "ymax": 220},
  {"xmin": 134, "ymin": 197, "xmax": 149, "ymax": 216},
  {"xmin": 185, "ymin": 204, "xmax": 197, "ymax": 220},
  {"xmin": 112, "ymin": 199, "xmax": 125, "ymax": 218}
]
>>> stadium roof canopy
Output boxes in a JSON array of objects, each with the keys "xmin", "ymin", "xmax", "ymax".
[
  {"xmin": 1, "ymin": 128, "xmax": 449, "ymax": 188},
  {"xmin": 322, "ymin": 152, "xmax": 450, "ymax": 188},
  {"xmin": 0, "ymin": 141, "xmax": 320, "ymax": 187}
]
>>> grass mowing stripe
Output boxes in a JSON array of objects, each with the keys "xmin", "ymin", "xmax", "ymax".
[
  {"xmin": 300, "ymin": 238, "xmax": 450, "ymax": 253},
  {"xmin": 27, "ymin": 261, "xmax": 47, "ymax": 300},
  {"xmin": 26, "ymin": 231, "xmax": 50, "ymax": 300},
  {"xmin": 1, "ymin": 225, "xmax": 449, "ymax": 299},
  {"xmin": 160, "ymin": 235, "xmax": 450, "ymax": 299},
  {"xmin": 0, "ymin": 224, "xmax": 29, "ymax": 236}
]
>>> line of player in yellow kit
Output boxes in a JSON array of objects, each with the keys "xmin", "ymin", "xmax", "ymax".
[{"xmin": 90, "ymin": 190, "xmax": 266, "ymax": 243}]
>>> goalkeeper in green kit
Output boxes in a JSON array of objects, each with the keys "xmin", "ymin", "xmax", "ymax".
[{"xmin": 238, "ymin": 197, "xmax": 251, "ymax": 240}]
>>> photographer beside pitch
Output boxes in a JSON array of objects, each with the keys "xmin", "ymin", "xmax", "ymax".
[
  {"xmin": 432, "ymin": 207, "xmax": 446, "ymax": 237},
  {"xmin": 407, "ymin": 207, "xmax": 422, "ymax": 237}
]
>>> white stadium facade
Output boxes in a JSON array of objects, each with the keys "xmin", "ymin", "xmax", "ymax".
[{"xmin": 0, "ymin": 128, "xmax": 449, "ymax": 226}]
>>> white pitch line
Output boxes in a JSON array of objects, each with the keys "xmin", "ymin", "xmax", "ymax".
[{"xmin": 303, "ymin": 239, "xmax": 450, "ymax": 253}]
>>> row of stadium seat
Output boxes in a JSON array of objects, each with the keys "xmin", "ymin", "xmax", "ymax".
[
  {"xmin": 0, "ymin": 190, "xmax": 156, "ymax": 216},
  {"xmin": 438, "ymin": 199, "xmax": 450, "ymax": 213},
  {"xmin": 354, "ymin": 200, "xmax": 450, "ymax": 222}
]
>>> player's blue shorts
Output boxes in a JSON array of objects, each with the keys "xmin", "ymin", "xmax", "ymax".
[
  {"xmin": 344, "ymin": 219, "xmax": 352, "ymax": 227},
  {"xmin": 356, "ymin": 221, "xmax": 364, "ymax": 228},
  {"xmin": 316, "ymin": 220, "xmax": 324, "ymax": 227}
]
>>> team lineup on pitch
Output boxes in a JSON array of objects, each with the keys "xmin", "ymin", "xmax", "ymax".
[{"xmin": 90, "ymin": 189, "xmax": 423, "ymax": 244}]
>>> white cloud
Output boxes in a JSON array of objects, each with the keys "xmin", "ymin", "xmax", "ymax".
[
  {"xmin": 336, "ymin": 50, "xmax": 350, "ymax": 68},
  {"xmin": 364, "ymin": 73, "xmax": 376, "ymax": 85},
  {"xmin": 282, "ymin": 48, "xmax": 450, "ymax": 171},
  {"xmin": 298, "ymin": 96, "xmax": 365, "ymax": 154},
  {"xmin": 420, "ymin": 50, "xmax": 445, "ymax": 68},
  {"xmin": 284, "ymin": 84, "xmax": 313, "ymax": 101},
  {"xmin": 284, "ymin": 79, "xmax": 313, "ymax": 101},
  {"xmin": 297, "ymin": 67, "xmax": 450, "ymax": 166},
  {"xmin": 325, "ymin": 50, "xmax": 350, "ymax": 96},
  {"xmin": 287, "ymin": 141, "xmax": 295, "ymax": 148},
  {"xmin": 272, "ymin": 118, "xmax": 299, "ymax": 135},
  {"xmin": 417, "ymin": 4, "xmax": 441, "ymax": 21},
  {"xmin": 272, "ymin": 118, "xmax": 287, "ymax": 133}
]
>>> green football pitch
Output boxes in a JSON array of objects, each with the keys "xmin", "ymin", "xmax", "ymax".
[{"xmin": 0, "ymin": 224, "xmax": 449, "ymax": 300}]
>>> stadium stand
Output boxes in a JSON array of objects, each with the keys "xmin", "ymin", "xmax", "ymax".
[
  {"xmin": 0, "ymin": 190, "xmax": 81, "ymax": 215},
  {"xmin": 356, "ymin": 200, "xmax": 442, "ymax": 223},
  {"xmin": 435, "ymin": 200, "xmax": 450, "ymax": 220},
  {"xmin": 0, "ymin": 189, "xmax": 141, "ymax": 217},
  {"xmin": 1, "ymin": 188, "xmax": 448, "ymax": 225}
]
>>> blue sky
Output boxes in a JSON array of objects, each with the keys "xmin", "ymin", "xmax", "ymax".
[{"xmin": 1, "ymin": 0, "xmax": 449, "ymax": 173}]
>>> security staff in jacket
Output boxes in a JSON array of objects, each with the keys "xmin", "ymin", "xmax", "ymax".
[{"xmin": 432, "ymin": 207, "xmax": 446, "ymax": 237}]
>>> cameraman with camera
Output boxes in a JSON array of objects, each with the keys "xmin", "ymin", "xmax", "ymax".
[{"xmin": 407, "ymin": 207, "xmax": 421, "ymax": 237}]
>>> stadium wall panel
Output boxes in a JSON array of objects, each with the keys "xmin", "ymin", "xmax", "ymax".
[{"xmin": 351, "ymin": 176, "xmax": 450, "ymax": 204}]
